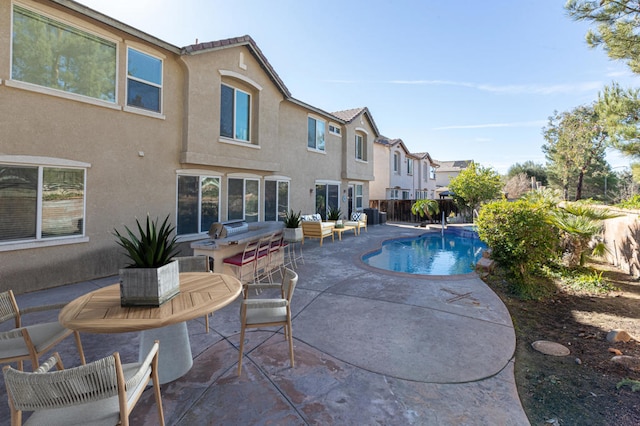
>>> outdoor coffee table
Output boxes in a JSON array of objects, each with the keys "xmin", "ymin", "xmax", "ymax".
[
  {"xmin": 59, "ymin": 272, "xmax": 242, "ymax": 383},
  {"xmin": 332, "ymin": 225, "xmax": 357, "ymax": 241}
]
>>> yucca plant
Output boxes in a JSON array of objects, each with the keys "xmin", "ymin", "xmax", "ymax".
[
  {"xmin": 284, "ymin": 209, "xmax": 301, "ymax": 228},
  {"xmin": 114, "ymin": 214, "xmax": 179, "ymax": 268},
  {"xmin": 327, "ymin": 206, "xmax": 342, "ymax": 221}
]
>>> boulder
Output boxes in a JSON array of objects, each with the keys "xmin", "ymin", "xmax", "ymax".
[{"xmin": 611, "ymin": 355, "xmax": 640, "ymax": 372}]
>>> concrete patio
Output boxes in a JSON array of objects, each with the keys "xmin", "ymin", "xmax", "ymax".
[{"xmin": 1, "ymin": 223, "xmax": 530, "ymax": 425}]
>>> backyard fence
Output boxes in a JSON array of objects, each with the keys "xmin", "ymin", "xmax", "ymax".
[{"xmin": 369, "ymin": 199, "xmax": 459, "ymax": 223}]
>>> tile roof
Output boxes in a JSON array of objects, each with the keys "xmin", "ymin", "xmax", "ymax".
[
  {"xmin": 182, "ymin": 35, "xmax": 291, "ymax": 98},
  {"xmin": 332, "ymin": 108, "xmax": 366, "ymax": 122},
  {"xmin": 331, "ymin": 107, "xmax": 380, "ymax": 136},
  {"xmin": 436, "ymin": 160, "xmax": 473, "ymax": 171}
]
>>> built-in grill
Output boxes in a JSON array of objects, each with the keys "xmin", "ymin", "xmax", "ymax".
[{"xmin": 208, "ymin": 220, "xmax": 249, "ymax": 239}]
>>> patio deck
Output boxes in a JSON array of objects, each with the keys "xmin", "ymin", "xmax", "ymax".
[{"xmin": 1, "ymin": 223, "xmax": 529, "ymax": 425}]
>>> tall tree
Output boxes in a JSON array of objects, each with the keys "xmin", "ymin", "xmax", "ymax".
[
  {"xmin": 448, "ymin": 162, "xmax": 502, "ymax": 216},
  {"xmin": 542, "ymin": 105, "xmax": 609, "ymax": 200},
  {"xmin": 507, "ymin": 160, "xmax": 548, "ymax": 186},
  {"xmin": 566, "ymin": 0, "xmax": 640, "ymax": 73}
]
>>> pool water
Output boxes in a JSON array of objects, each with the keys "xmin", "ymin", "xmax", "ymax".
[{"xmin": 362, "ymin": 231, "xmax": 487, "ymax": 275}]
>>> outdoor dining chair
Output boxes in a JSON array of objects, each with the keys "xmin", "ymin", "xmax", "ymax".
[
  {"xmin": 237, "ymin": 266, "xmax": 298, "ymax": 375},
  {"xmin": 3, "ymin": 340, "xmax": 165, "ymax": 426},
  {"xmin": 0, "ymin": 289, "xmax": 85, "ymax": 371}
]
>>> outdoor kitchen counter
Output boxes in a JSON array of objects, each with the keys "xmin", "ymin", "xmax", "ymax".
[{"xmin": 191, "ymin": 221, "xmax": 284, "ymax": 274}]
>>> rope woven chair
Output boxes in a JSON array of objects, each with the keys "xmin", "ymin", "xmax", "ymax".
[
  {"xmin": 0, "ymin": 289, "xmax": 86, "ymax": 371},
  {"xmin": 237, "ymin": 267, "xmax": 298, "ymax": 375},
  {"xmin": 3, "ymin": 341, "xmax": 165, "ymax": 426}
]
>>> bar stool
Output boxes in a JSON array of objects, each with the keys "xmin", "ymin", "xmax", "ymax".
[{"xmin": 223, "ymin": 239, "xmax": 260, "ymax": 287}]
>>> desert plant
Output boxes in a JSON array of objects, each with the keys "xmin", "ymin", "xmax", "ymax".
[
  {"xmin": 327, "ymin": 206, "xmax": 342, "ymax": 221},
  {"xmin": 548, "ymin": 203, "xmax": 621, "ymax": 266},
  {"xmin": 114, "ymin": 214, "xmax": 179, "ymax": 268},
  {"xmin": 283, "ymin": 209, "xmax": 301, "ymax": 228}
]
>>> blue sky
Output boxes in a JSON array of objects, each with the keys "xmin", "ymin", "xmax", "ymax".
[{"xmin": 78, "ymin": 0, "xmax": 640, "ymax": 173}]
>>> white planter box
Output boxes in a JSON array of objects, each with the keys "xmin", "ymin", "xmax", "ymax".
[
  {"xmin": 284, "ymin": 227, "xmax": 303, "ymax": 242},
  {"xmin": 119, "ymin": 259, "xmax": 180, "ymax": 306}
]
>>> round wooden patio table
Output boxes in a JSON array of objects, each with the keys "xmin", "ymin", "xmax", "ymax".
[{"xmin": 59, "ymin": 272, "xmax": 242, "ymax": 383}]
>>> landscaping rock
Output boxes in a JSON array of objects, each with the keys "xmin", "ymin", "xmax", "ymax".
[
  {"xmin": 476, "ymin": 257, "xmax": 495, "ymax": 274},
  {"xmin": 610, "ymin": 355, "xmax": 640, "ymax": 372},
  {"xmin": 606, "ymin": 329, "xmax": 632, "ymax": 343},
  {"xmin": 531, "ymin": 340, "xmax": 570, "ymax": 356}
]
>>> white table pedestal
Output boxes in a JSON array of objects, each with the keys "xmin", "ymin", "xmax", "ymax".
[{"xmin": 139, "ymin": 322, "xmax": 193, "ymax": 384}]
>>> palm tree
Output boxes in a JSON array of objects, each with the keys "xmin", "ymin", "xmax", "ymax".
[
  {"xmin": 411, "ymin": 199, "xmax": 440, "ymax": 223},
  {"xmin": 547, "ymin": 203, "xmax": 621, "ymax": 266}
]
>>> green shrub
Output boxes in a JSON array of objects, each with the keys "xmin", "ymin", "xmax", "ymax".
[
  {"xmin": 616, "ymin": 194, "xmax": 640, "ymax": 209},
  {"xmin": 477, "ymin": 199, "xmax": 560, "ymax": 296}
]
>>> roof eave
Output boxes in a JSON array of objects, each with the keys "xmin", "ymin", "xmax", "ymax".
[{"xmin": 50, "ymin": 0, "xmax": 181, "ymax": 54}]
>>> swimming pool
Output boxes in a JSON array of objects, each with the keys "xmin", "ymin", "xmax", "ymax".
[{"xmin": 362, "ymin": 230, "xmax": 487, "ymax": 275}]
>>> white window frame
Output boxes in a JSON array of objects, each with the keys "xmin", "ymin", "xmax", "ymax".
[
  {"xmin": 176, "ymin": 172, "xmax": 221, "ymax": 238},
  {"xmin": 264, "ymin": 176, "xmax": 291, "ymax": 222},
  {"xmin": 407, "ymin": 158, "xmax": 414, "ymax": 175},
  {"xmin": 307, "ymin": 116, "xmax": 326, "ymax": 152},
  {"xmin": 227, "ymin": 174, "xmax": 261, "ymax": 222},
  {"xmin": 355, "ymin": 183, "xmax": 363, "ymax": 210},
  {"xmin": 125, "ymin": 46, "xmax": 164, "ymax": 115},
  {"xmin": 0, "ymin": 156, "xmax": 90, "ymax": 252},
  {"xmin": 9, "ymin": 4, "xmax": 120, "ymax": 110},
  {"xmin": 393, "ymin": 152, "xmax": 400, "ymax": 174},
  {"xmin": 328, "ymin": 123, "xmax": 341, "ymax": 136},
  {"xmin": 220, "ymin": 83, "xmax": 252, "ymax": 143}
]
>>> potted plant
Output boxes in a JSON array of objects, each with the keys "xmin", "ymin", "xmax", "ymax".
[
  {"xmin": 114, "ymin": 214, "xmax": 180, "ymax": 307},
  {"xmin": 283, "ymin": 209, "xmax": 302, "ymax": 241},
  {"xmin": 327, "ymin": 206, "xmax": 342, "ymax": 222}
]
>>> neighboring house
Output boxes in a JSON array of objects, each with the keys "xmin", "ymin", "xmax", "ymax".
[
  {"xmin": 434, "ymin": 160, "xmax": 473, "ymax": 195},
  {"xmin": 411, "ymin": 151, "xmax": 439, "ymax": 200},
  {"xmin": 370, "ymin": 137, "xmax": 439, "ymax": 203},
  {"xmin": 0, "ymin": 0, "xmax": 378, "ymax": 292}
]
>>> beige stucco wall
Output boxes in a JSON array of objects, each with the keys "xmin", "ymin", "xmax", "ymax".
[
  {"xmin": 1, "ymin": 0, "xmax": 185, "ymax": 292},
  {"xmin": 0, "ymin": 1, "xmax": 376, "ymax": 293},
  {"xmin": 602, "ymin": 209, "xmax": 640, "ymax": 277}
]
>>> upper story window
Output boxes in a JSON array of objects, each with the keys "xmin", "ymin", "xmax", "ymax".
[
  {"xmin": 127, "ymin": 48, "xmax": 162, "ymax": 113},
  {"xmin": 393, "ymin": 152, "xmax": 400, "ymax": 174},
  {"xmin": 307, "ymin": 117, "xmax": 326, "ymax": 151},
  {"xmin": 430, "ymin": 166, "xmax": 436, "ymax": 180},
  {"xmin": 407, "ymin": 158, "xmax": 414, "ymax": 175},
  {"xmin": 220, "ymin": 84, "xmax": 251, "ymax": 142},
  {"xmin": 329, "ymin": 124, "xmax": 341, "ymax": 136},
  {"xmin": 1, "ymin": 162, "xmax": 86, "ymax": 246},
  {"xmin": 11, "ymin": 5, "xmax": 116, "ymax": 102},
  {"xmin": 355, "ymin": 134, "xmax": 367, "ymax": 161}
]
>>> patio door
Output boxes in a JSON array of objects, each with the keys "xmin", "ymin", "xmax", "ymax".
[{"xmin": 315, "ymin": 183, "xmax": 339, "ymax": 220}]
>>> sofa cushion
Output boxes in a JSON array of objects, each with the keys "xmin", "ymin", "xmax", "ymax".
[{"xmin": 351, "ymin": 212, "xmax": 361, "ymax": 221}]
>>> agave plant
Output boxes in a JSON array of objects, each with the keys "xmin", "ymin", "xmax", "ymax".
[
  {"xmin": 283, "ymin": 209, "xmax": 301, "ymax": 228},
  {"xmin": 327, "ymin": 206, "xmax": 342, "ymax": 221},
  {"xmin": 114, "ymin": 214, "xmax": 179, "ymax": 268}
]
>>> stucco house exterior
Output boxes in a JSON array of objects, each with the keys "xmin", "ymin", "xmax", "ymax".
[
  {"xmin": 370, "ymin": 136, "xmax": 438, "ymax": 203},
  {"xmin": 0, "ymin": 0, "xmax": 378, "ymax": 292},
  {"xmin": 434, "ymin": 160, "xmax": 473, "ymax": 196}
]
